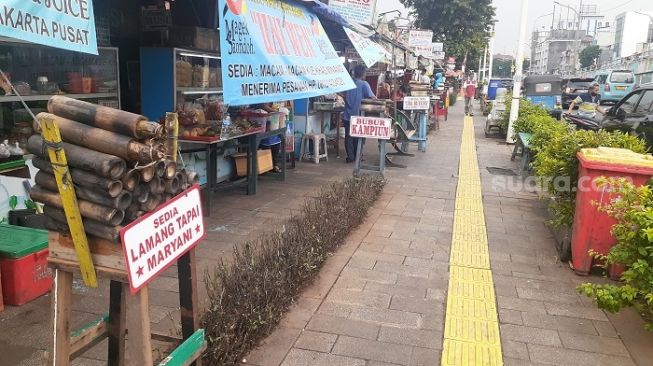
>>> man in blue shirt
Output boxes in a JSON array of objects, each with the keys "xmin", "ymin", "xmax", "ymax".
[{"xmin": 343, "ymin": 65, "xmax": 376, "ymax": 163}]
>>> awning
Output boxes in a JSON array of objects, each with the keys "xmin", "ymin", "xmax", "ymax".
[
  {"xmin": 218, "ymin": 0, "xmax": 355, "ymax": 106},
  {"xmin": 0, "ymin": 1, "xmax": 98, "ymax": 55}
]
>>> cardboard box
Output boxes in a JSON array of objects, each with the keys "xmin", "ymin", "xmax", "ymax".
[
  {"xmin": 168, "ymin": 27, "xmax": 219, "ymax": 52},
  {"xmin": 232, "ymin": 149, "xmax": 273, "ymax": 177}
]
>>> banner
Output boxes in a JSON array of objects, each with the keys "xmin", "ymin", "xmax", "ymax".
[
  {"xmin": 0, "ymin": 0, "xmax": 97, "ymax": 55},
  {"xmin": 219, "ymin": 0, "xmax": 355, "ymax": 106},
  {"xmin": 343, "ymin": 27, "xmax": 388, "ymax": 67},
  {"xmin": 328, "ymin": 0, "xmax": 377, "ymax": 25}
]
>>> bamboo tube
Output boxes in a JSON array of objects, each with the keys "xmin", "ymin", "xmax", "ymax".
[
  {"xmin": 165, "ymin": 112, "xmax": 179, "ymax": 160},
  {"xmin": 44, "ymin": 206, "xmax": 122, "ymax": 241},
  {"xmin": 35, "ymin": 171, "xmax": 132, "ymax": 210},
  {"xmin": 133, "ymin": 184, "xmax": 150, "ymax": 204},
  {"xmin": 32, "ymin": 157, "xmax": 123, "ymax": 197},
  {"xmin": 186, "ymin": 171, "xmax": 200, "ymax": 185},
  {"xmin": 140, "ymin": 194, "xmax": 161, "ymax": 212},
  {"xmin": 163, "ymin": 160, "xmax": 177, "ymax": 179},
  {"xmin": 164, "ymin": 176, "xmax": 180, "ymax": 194},
  {"xmin": 176, "ymin": 170, "xmax": 188, "ymax": 186},
  {"xmin": 124, "ymin": 204, "xmax": 145, "ymax": 224},
  {"xmin": 121, "ymin": 169, "xmax": 140, "ymax": 192},
  {"xmin": 47, "ymin": 95, "xmax": 163, "ymax": 139},
  {"xmin": 30, "ymin": 185, "xmax": 124, "ymax": 226},
  {"xmin": 163, "ymin": 193, "xmax": 173, "ymax": 201},
  {"xmin": 36, "ymin": 113, "xmax": 161, "ymax": 163},
  {"xmin": 149, "ymin": 177, "xmax": 165, "ymax": 195},
  {"xmin": 27, "ymin": 135, "xmax": 126, "ymax": 180},
  {"xmin": 140, "ymin": 165, "xmax": 155, "ymax": 183},
  {"xmin": 154, "ymin": 160, "xmax": 166, "ymax": 178}
]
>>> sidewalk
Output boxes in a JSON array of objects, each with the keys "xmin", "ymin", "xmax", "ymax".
[{"xmin": 242, "ymin": 103, "xmax": 653, "ymax": 366}]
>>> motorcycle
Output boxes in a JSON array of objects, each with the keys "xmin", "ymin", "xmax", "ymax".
[{"xmin": 562, "ymin": 112, "xmax": 600, "ymax": 131}]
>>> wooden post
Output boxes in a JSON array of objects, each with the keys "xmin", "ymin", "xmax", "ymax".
[
  {"xmin": 40, "ymin": 117, "xmax": 97, "ymax": 287},
  {"xmin": 51, "ymin": 269, "xmax": 73, "ymax": 366},
  {"xmin": 127, "ymin": 286, "xmax": 153, "ymax": 365},
  {"xmin": 177, "ymin": 251, "xmax": 202, "ymax": 366},
  {"xmin": 107, "ymin": 281, "xmax": 127, "ymax": 366}
]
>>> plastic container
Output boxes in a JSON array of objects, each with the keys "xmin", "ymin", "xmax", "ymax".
[
  {"xmin": 0, "ymin": 225, "xmax": 51, "ymax": 305},
  {"xmin": 487, "ymin": 79, "xmax": 502, "ymax": 100},
  {"xmin": 571, "ymin": 147, "xmax": 653, "ymax": 278}
]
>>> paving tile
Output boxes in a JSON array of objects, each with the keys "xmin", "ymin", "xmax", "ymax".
[
  {"xmin": 306, "ymin": 314, "xmax": 379, "ymax": 340},
  {"xmin": 497, "ymin": 295, "xmax": 547, "ymax": 314},
  {"xmin": 592, "ymin": 320, "xmax": 618, "ymax": 338},
  {"xmin": 349, "ymin": 306, "xmax": 421, "ymax": 328},
  {"xmin": 364, "ymin": 282, "xmax": 427, "ymax": 299},
  {"xmin": 498, "ymin": 309, "xmax": 523, "ymax": 325},
  {"xmin": 521, "ymin": 312, "xmax": 597, "ymax": 336},
  {"xmin": 293, "ymin": 330, "xmax": 337, "ymax": 353},
  {"xmin": 528, "ymin": 344, "xmax": 636, "ymax": 366},
  {"xmin": 332, "ymin": 335, "xmax": 413, "ymax": 365},
  {"xmin": 280, "ymin": 348, "xmax": 366, "ymax": 366},
  {"xmin": 501, "ymin": 339, "xmax": 530, "ymax": 360},
  {"xmin": 278, "ymin": 297, "xmax": 321, "ymax": 330},
  {"xmin": 245, "ymin": 326, "xmax": 301, "ymax": 366},
  {"xmin": 559, "ymin": 331, "xmax": 630, "ymax": 356},
  {"xmin": 377, "ymin": 326, "xmax": 442, "ymax": 349},
  {"xmin": 373, "ymin": 262, "xmax": 431, "ymax": 278},
  {"xmin": 410, "ymin": 346, "xmax": 440, "ymax": 366},
  {"xmin": 544, "ymin": 302, "xmax": 608, "ymax": 321},
  {"xmin": 517, "ymin": 287, "xmax": 582, "ymax": 305},
  {"xmin": 500, "ymin": 324, "xmax": 562, "ymax": 347},
  {"xmin": 326, "ymin": 288, "xmax": 391, "ymax": 309},
  {"xmin": 389, "ymin": 296, "xmax": 442, "ymax": 315},
  {"xmin": 340, "ymin": 267, "xmax": 398, "ymax": 284}
]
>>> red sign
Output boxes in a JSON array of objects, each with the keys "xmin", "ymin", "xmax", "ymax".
[
  {"xmin": 350, "ymin": 116, "xmax": 392, "ymax": 140},
  {"xmin": 120, "ymin": 185, "xmax": 205, "ymax": 293}
]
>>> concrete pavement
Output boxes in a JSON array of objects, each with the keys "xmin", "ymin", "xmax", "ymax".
[{"xmin": 243, "ymin": 102, "xmax": 653, "ymax": 366}]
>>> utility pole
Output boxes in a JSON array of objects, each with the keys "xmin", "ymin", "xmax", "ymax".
[
  {"xmin": 506, "ymin": 0, "xmax": 529, "ymax": 143},
  {"xmin": 488, "ymin": 25, "xmax": 496, "ymax": 81},
  {"xmin": 481, "ymin": 44, "xmax": 488, "ymax": 81}
]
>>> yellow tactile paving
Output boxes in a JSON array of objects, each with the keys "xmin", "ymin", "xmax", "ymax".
[{"xmin": 441, "ymin": 116, "xmax": 503, "ymax": 366}]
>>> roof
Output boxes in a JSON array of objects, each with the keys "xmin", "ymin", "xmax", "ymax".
[{"xmin": 524, "ymin": 75, "xmax": 562, "ymax": 83}]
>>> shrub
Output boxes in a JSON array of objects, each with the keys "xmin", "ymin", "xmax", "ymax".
[
  {"xmin": 578, "ymin": 177, "xmax": 653, "ymax": 330},
  {"xmin": 502, "ymin": 98, "xmax": 552, "ymax": 137},
  {"xmin": 201, "ymin": 176, "xmax": 385, "ymax": 364},
  {"xmin": 532, "ymin": 130, "xmax": 646, "ymax": 228}
]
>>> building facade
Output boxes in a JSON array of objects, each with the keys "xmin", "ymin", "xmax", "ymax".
[{"xmin": 614, "ymin": 11, "xmax": 653, "ymax": 58}]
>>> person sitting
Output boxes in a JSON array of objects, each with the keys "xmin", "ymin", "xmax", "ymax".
[{"xmin": 567, "ymin": 82, "xmax": 606, "ymax": 118}]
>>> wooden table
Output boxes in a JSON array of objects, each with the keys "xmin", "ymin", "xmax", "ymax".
[{"xmin": 179, "ymin": 127, "xmax": 287, "ymax": 215}]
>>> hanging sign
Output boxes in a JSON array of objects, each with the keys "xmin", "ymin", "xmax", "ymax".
[
  {"xmin": 408, "ymin": 30, "xmax": 433, "ymax": 47},
  {"xmin": 219, "ymin": 0, "xmax": 355, "ymax": 106},
  {"xmin": 350, "ymin": 116, "xmax": 392, "ymax": 140},
  {"xmin": 404, "ymin": 96, "xmax": 430, "ymax": 110},
  {"xmin": 121, "ymin": 185, "xmax": 205, "ymax": 293},
  {"xmin": 328, "ymin": 0, "xmax": 377, "ymax": 25},
  {"xmin": 0, "ymin": 0, "xmax": 98, "ymax": 55},
  {"xmin": 413, "ymin": 44, "xmax": 434, "ymax": 57},
  {"xmin": 343, "ymin": 27, "xmax": 387, "ymax": 67},
  {"xmin": 432, "ymin": 42, "xmax": 443, "ymax": 52}
]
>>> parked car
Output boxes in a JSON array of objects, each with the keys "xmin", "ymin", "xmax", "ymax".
[
  {"xmin": 600, "ymin": 84, "xmax": 653, "ymax": 147},
  {"xmin": 562, "ymin": 77, "xmax": 594, "ymax": 109},
  {"xmin": 594, "ymin": 69, "xmax": 636, "ymax": 104}
]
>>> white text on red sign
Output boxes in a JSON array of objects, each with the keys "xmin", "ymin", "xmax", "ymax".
[
  {"xmin": 404, "ymin": 97, "xmax": 431, "ymax": 110},
  {"xmin": 350, "ymin": 116, "xmax": 392, "ymax": 140},
  {"xmin": 121, "ymin": 185, "xmax": 205, "ymax": 293}
]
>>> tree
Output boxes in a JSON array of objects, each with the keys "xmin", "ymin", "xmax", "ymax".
[
  {"xmin": 400, "ymin": 0, "xmax": 496, "ymax": 69},
  {"xmin": 579, "ymin": 45, "xmax": 601, "ymax": 68}
]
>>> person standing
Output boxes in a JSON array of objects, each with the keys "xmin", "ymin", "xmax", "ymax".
[
  {"xmin": 463, "ymin": 76, "xmax": 477, "ymax": 116},
  {"xmin": 343, "ymin": 65, "xmax": 376, "ymax": 163}
]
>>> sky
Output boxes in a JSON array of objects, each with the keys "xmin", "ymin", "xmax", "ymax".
[{"xmin": 376, "ymin": 0, "xmax": 653, "ymax": 56}]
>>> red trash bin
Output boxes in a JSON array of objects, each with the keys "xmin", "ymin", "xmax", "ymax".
[
  {"xmin": 0, "ymin": 225, "xmax": 51, "ymax": 305},
  {"xmin": 571, "ymin": 147, "xmax": 653, "ymax": 278}
]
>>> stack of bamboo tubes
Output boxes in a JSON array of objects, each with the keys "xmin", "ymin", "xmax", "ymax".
[{"xmin": 27, "ymin": 96, "xmax": 199, "ymax": 241}]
